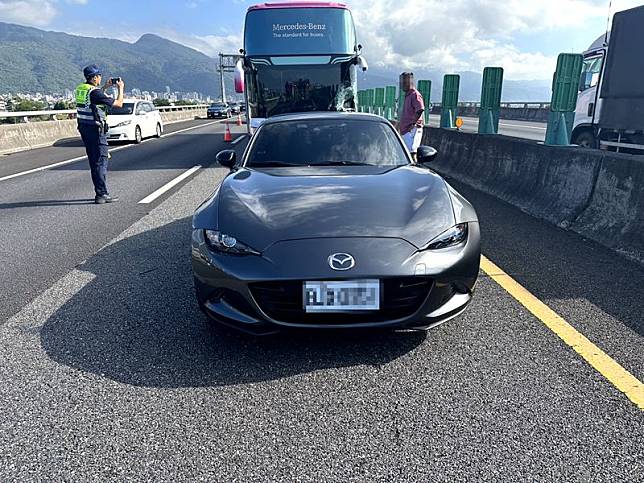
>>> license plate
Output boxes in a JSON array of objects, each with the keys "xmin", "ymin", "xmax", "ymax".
[{"xmin": 303, "ymin": 280, "xmax": 380, "ymax": 312}]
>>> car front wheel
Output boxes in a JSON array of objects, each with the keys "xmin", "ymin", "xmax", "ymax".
[{"xmin": 134, "ymin": 125, "xmax": 142, "ymax": 144}]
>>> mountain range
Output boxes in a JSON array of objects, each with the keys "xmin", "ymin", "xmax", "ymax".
[
  {"xmin": 0, "ymin": 22, "xmax": 551, "ymax": 101},
  {"xmin": 0, "ymin": 22, "xmax": 224, "ymax": 97}
]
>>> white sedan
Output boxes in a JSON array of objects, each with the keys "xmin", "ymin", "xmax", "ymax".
[{"xmin": 107, "ymin": 100, "xmax": 163, "ymax": 143}]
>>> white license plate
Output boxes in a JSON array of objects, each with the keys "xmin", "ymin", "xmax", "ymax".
[{"xmin": 303, "ymin": 280, "xmax": 380, "ymax": 312}]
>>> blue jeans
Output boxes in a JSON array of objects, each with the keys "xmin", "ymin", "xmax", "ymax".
[{"xmin": 78, "ymin": 124, "xmax": 109, "ymax": 197}]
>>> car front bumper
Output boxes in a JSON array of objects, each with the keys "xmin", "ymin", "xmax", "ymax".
[
  {"xmin": 191, "ymin": 224, "xmax": 480, "ymax": 335},
  {"xmin": 107, "ymin": 125, "xmax": 132, "ymax": 140}
]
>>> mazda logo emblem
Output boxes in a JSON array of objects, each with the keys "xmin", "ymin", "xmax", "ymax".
[{"xmin": 328, "ymin": 253, "xmax": 355, "ymax": 271}]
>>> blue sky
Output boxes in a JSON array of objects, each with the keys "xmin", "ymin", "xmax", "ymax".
[{"xmin": 0, "ymin": 0, "xmax": 642, "ymax": 79}]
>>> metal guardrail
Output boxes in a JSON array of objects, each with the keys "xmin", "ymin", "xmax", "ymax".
[
  {"xmin": 0, "ymin": 104, "xmax": 209, "ymax": 119},
  {"xmin": 431, "ymin": 101, "xmax": 551, "ymax": 109}
]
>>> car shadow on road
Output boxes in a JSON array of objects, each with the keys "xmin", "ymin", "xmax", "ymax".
[
  {"xmin": 52, "ymin": 138, "xmax": 85, "ymax": 148},
  {"xmin": 40, "ymin": 216, "xmax": 425, "ymax": 388}
]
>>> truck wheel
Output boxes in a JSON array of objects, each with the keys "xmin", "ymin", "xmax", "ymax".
[{"xmin": 572, "ymin": 130, "xmax": 597, "ymax": 149}]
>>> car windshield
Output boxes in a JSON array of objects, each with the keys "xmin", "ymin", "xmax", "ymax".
[
  {"xmin": 108, "ymin": 103, "xmax": 134, "ymax": 115},
  {"xmin": 211, "ymin": 103, "xmax": 227, "ymax": 108},
  {"xmin": 246, "ymin": 119, "xmax": 409, "ymax": 168}
]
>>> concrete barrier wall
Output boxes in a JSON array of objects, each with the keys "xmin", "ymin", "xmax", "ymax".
[
  {"xmin": 159, "ymin": 108, "xmax": 207, "ymax": 124},
  {"xmin": 0, "ymin": 119, "xmax": 78, "ymax": 155},
  {"xmin": 0, "ymin": 107, "xmax": 207, "ymax": 155},
  {"xmin": 423, "ymin": 127, "xmax": 644, "ymax": 265}
]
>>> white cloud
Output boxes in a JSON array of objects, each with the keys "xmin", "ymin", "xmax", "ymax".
[
  {"xmin": 349, "ymin": 0, "xmax": 644, "ymax": 79},
  {"xmin": 0, "ymin": 0, "xmax": 57, "ymax": 26},
  {"xmin": 177, "ymin": 32, "xmax": 242, "ymax": 57},
  {"xmin": 3, "ymin": 0, "xmax": 642, "ymax": 80}
]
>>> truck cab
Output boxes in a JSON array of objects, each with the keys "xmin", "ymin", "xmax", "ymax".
[
  {"xmin": 572, "ymin": 36, "xmax": 607, "ymax": 148},
  {"xmin": 572, "ymin": 5, "xmax": 644, "ymax": 153}
]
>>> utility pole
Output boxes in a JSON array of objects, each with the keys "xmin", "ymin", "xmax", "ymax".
[{"xmin": 217, "ymin": 53, "xmax": 242, "ymax": 103}]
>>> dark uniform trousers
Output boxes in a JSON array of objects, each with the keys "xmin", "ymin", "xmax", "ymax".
[{"xmin": 78, "ymin": 124, "xmax": 109, "ymax": 197}]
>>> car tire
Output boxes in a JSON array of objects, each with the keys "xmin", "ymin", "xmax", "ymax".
[
  {"xmin": 155, "ymin": 123, "xmax": 162, "ymax": 138},
  {"xmin": 572, "ymin": 129, "xmax": 597, "ymax": 149},
  {"xmin": 134, "ymin": 125, "xmax": 142, "ymax": 144}
]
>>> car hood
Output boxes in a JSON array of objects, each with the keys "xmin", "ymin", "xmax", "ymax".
[{"xmin": 215, "ymin": 165, "xmax": 455, "ymax": 251}]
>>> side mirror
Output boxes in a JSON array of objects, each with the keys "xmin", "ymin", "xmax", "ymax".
[
  {"xmin": 216, "ymin": 149, "xmax": 237, "ymax": 169},
  {"xmin": 234, "ymin": 59, "xmax": 245, "ymax": 93},
  {"xmin": 416, "ymin": 145, "xmax": 437, "ymax": 164},
  {"xmin": 357, "ymin": 55, "xmax": 368, "ymax": 72}
]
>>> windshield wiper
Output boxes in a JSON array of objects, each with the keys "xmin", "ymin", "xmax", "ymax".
[
  {"xmin": 250, "ymin": 161, "xmax": 305, "ymax": 168},
  {"xmin": 313, "ymin": 161, "xmax": 371, "ymax": 166}
]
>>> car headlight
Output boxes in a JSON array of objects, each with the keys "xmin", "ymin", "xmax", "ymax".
[
  {"xmin": 112, "ymin": 120, "xmax": 131, "ymax": 128},
  {"xmin": 204, "ymin": 230, "xmax": 260, "ymax": 255},
  {"xmin": 425, "ymin": 223, "xmax": 468, "ymax": 250}
]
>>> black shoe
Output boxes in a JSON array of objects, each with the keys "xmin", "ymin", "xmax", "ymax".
[{"xmin": 95, "ymin": 195, "xmax": 119, "ymax": 204}]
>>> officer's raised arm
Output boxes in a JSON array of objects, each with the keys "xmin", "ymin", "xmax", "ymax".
[{"xmin": 112, "ymin": 79, "xmax": 125, "ymax": 108}]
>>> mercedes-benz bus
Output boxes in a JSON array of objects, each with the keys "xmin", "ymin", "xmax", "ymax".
[{"xmin": 235, "ymin": 2, "xmax": 367, "ymax": 129}]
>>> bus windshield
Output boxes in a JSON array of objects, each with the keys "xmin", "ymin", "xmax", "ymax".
[
  {"xmin": 248, "ymin": 63, "xmax": 354, "ymax": 118},
  {"xmin": 244, "ymin": 7, "xmax": 356, "ymax": 56}
]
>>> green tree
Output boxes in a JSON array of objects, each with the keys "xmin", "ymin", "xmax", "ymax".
[
  {"xmin": 174, "ymin": 99, "xmax": 199, "ymax": 106},
  {"xmin": 53, "ymin": 100, "xmax": 72, "ymax": 110},
  {"xmin": 13, "ymin": 98, "xmax": 46, "ymax": 111},
  {"xmin": 153, "ymin": 98, "xmax": 171, "ymax": 107}
]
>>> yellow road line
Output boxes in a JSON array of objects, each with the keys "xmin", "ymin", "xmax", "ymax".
[{"xmin": 480, "ymin": 255, "xmax": 644, "ymax": 410}]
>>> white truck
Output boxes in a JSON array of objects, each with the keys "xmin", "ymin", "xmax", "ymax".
[{"xmin": 572, "ymin": 5, "xmax": 644, "ymax": 152}]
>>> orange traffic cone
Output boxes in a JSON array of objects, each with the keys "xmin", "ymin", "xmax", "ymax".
[
  {"xmin": 224, "ymin": 121, "xmax": 232, "ymax": 142},
  {"xmin": 236, "ymin": 113, "xmax": 242, "ymax": 126}
]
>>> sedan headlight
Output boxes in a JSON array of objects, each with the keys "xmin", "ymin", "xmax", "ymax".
[
  {"xmin": 425, "ymin": 223, "xmax": 468, "ymax": 250},
  {"xmin": 204, "ymin": 230, "xmax": 260, "ymax": 255},
  {"xmin": 112, "ymin": 120, "xmax": 131, "ymax": 128}
]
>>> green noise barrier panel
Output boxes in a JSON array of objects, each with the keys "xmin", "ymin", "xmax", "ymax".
[
  {"xmin": 545, "ymin": 53, "xmax": 583, "ymax": 145},
  {"xmin": 374, "ymin": 87, "xmax": 385, "ymax": 117},
  {"xmin": 440, "ymin": 74, "xmax": 460, "ymax": 128},
  {"xmin": 478, "ymin": 67, "xmax": 504, "ymax": 134},
  {"xmin": 417, "ymin": 80, "xmax": 432, "ymax": 125},
  {"xmin": 385, "ymin": 86, "xmax": 397, "ymax": 120},
  {"xmin": 366, "ymin": 88, "xmax": 375, "ymax": 114}
]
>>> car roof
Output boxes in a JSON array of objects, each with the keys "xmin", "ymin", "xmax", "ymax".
[{"xmin": 262, "ymin": 112, "xmax": 387, "ymax": 124}]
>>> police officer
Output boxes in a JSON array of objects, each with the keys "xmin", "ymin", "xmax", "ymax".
[{"xmin": 75, "ymin": 65, "xmax": 124, "ymax": 203}]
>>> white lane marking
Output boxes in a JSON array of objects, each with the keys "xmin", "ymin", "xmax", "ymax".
[
  {"xmin": 231, "ymin": 135, "xmax": 248, "ymax": 145},
  {"xmin": 0, "ymin": 120, "xmax": 223, "ymax": 183},
  {"xmin": 138, "ymin": 165, "xmax": 202, "ymax": 204}
]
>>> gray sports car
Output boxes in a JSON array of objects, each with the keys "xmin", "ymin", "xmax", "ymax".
[{"xmin": 192, "ymin": 112, "xmax": 480, "ymax": 335}]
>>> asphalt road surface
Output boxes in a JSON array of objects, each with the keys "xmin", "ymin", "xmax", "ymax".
[
  {"xmin": 427, "ymin": 114, "xmax": 547, "ymax": 141},
  {"xmin": 0, "ymin": 121, "xmax": 642, "ymax": 481}
]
